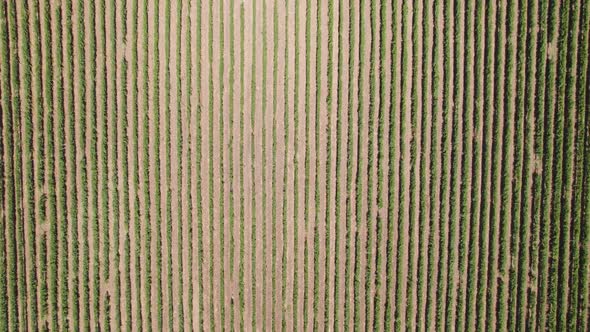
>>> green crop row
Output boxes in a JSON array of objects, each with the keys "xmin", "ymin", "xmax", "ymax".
[
  {"xmin": 343, "ymin": 0, "xmax": 357, "ymax": 330},
  {"xmin": 270, "ymin": 0, "xmax": 279, "ymax": 330},
  {"xmin": 332, "ymin": 0, "xmax": 346, "ymax": 330},
  {"xmin": 280, "ymin": 2, "xmax": 291, "ymax": 331},
  {"xmin": 312, "ymin": 0, "xmax": 323, "ymax": 329},
  {"xmin": 323, "ymin": 0, "xmax": 336, "ymax": 330}
]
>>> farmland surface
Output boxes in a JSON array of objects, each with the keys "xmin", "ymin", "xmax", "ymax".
[{"xmin": 0, "ymin": 0, "xmax": 589, "ymax": 330}]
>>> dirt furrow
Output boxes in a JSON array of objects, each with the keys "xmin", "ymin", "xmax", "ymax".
[
  {"xmin": 283, "ymin": 0, "xmax": 297, "ymax": 326},
  {"xmin": 221, "ymin": 0, "xmax": 232, "ymax": 330},
  {"xmin": 260, "ymin": 0, "xmax": 271, "ymax": 327},
  {"xmin": 211, "ymin": 0, "xmax": 224, "ymax": 327},
  {"xmin": 199, "ymin": 0, "xmax": 212, "ymax": 328},
  {"xmin": 293, "ymin": 0, "xmax": 307, "ymax": 329},
  {"xmin": 241, "ymin": 0, "xmax": 253, "ymax": 328},
  {"xmin": 302, "ymin": 0, "xmax": 316, "ymax": 328}
]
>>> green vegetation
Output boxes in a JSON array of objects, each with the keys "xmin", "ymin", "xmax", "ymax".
[
  {"xmin": 324, "ymin": 0, "xmax": 336, "ymax": 330},
  {"xmin": 1, "ymin": 0, "xmax": 589, "ymax": 330},
  {"xmin": 280, "ymin": 2, "xmax": 291, "ymax": 331},
  {"xmin": 312, "ymin": 0, "xmax": 322, "ymax": 329},
  {"xmin": 344, "ymin": 0, "xmax": 357, "ymax": 330},
  {"xmin": 270, "ymin": 1, "xmax": 279, "ymax": 330},
  {"xmin": 249, "ymin": 0, "xmax": 257, "ymax": 329}
]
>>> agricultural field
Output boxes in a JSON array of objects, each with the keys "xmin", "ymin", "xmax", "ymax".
[{"xmin": 0, "ymin": 0, "xmax": 589, "ymax": 330}]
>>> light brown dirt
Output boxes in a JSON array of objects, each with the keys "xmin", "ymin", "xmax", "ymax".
[{"xmin": 283, "ymin": 0, "xmax": 296, "ymax": 329}]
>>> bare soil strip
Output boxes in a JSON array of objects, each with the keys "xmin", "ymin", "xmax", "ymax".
[{"xmin": 282, "ymin": 1, "xmax": 297, "ymax": 330}]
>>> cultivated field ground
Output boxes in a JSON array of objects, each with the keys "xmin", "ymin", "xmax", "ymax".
[{"xmin": 0, "ymin": 0, "xmax": 589, "ymax": 331}]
